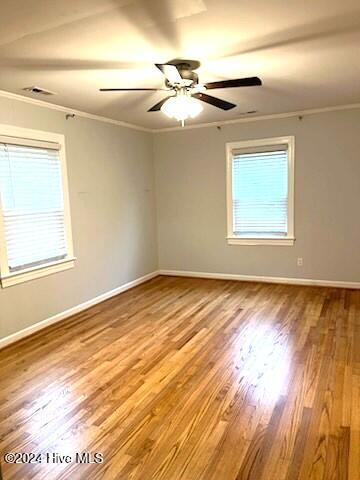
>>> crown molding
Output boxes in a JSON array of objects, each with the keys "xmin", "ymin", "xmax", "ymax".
[
  {"xmin": 1, "ymin": 88, "xmax": 360, "ymax": 134},
  {"xmin": 154, "ymin": 102, "xmax": 360, "ymax": 133},
  {"xmin": 0, "ymin": 89, "xmax": 152, "ymax": 133}
]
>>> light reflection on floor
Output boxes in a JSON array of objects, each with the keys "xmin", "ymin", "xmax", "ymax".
[{"xmin": 231, "ymin": 317, "xmax": 291, "ymax": 405}]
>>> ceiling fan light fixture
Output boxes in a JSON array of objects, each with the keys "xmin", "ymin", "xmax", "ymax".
[
  {"xmin": 160, "ymin": 94, "xmax": 203, "ymax": 122},
  {"xmin": 100, "ymin": 61, "xmax": 262, "ymax": 123}
]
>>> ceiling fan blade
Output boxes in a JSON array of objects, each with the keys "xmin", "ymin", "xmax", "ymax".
[
  {"xmin": 192, "ymin": 92, "xmax": 236, "ymax": 110},
  {"xmin": 155, "ymin": 63, "xmax": 183, "ymax": 84},
  {"xmin": 100, "ymin": 88, "xmax": 167, "ymax": 91},
  {"xmin": 148, "ymin": 96, "xmax": 173, "ymax": 112},
  {"xmin": 204, "ymin": 77, "xmax": 262, "ymax": 89}
]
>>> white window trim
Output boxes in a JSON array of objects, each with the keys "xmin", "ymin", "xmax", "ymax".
[
  {"xmin": 226, "ymin": 136, "xmax": 295, "ymax": 246},
  {"xmin": 0, "ymin": 124, "xmax": 76, "ymax": 287}
]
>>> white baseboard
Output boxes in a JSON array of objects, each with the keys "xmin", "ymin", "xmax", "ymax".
[
  {"xmin": 0, "ymin": 270, "xmax": 159, "ymax": 350},
  {"xmin": 159, "ymin": 269, "xmax": 360, "ymax": 289},
  {"xmin": 2, "ymin": 268, "xmax": 358, "ymax": 350}
]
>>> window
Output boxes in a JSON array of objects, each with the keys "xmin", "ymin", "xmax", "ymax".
[
  {"xmin": 226, "ymin": 136, "xmax": 295, "ymax": 245},
  {"xmin": 0, "ymin": 125, "xmax": 75, "ymax": 287}
]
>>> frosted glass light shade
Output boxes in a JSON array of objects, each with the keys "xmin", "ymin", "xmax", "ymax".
[{"xmin": 161, "ymin": 95, "xmax": 203, "ymax": 121}]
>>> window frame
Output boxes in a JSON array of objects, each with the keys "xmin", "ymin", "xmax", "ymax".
[
  {"xmin": 226, "ymin": 136, "xmax": 295, "ymax": 246},
  {"xmin": 0, "ymin": 124, "xmax": 75, "ymax": 287}
]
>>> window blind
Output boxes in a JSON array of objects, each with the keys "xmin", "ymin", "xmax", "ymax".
[
  {"xmin": 0, "ymin": 142, "xmax": 67, "ymax": 272},
  {"xmin": 232, "ymin": 148, "xmax": 288, "ymax": 237}
]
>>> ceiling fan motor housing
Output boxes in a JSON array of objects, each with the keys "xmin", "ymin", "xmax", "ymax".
[
  {"xmin": 166, "ymin": 60, "xmax": 200, "ymax": 87},
  {"xmin": 165, "ymin": 72, "xmax": 198, "ymax": 88}
]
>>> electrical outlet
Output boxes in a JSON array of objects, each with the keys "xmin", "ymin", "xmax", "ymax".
[{"xmin": 297, "ymin": 257, "xmax": 303, "ymax": 267}]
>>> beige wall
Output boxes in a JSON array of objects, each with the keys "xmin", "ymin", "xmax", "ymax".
[
  {"xmin": 154, "ymin": 109, "xmax": 360, "ymax": 283},
  {"xmin": 0, "ymin": 97, "xmax": 158, "ymax": 339}
]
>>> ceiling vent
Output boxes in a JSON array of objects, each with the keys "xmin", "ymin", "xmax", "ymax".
[
  {"xmin": 22, "ymin": 86, "xmax": 56, "ymax": 96},
  {"xmin": 238, "ymin": 110, "xmax": 258, "ymax": 116}
]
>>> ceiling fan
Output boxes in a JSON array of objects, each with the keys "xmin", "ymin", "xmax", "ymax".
[{"xmin": 100, "ymin": 59, "xmax": 262, "ymax": 125}]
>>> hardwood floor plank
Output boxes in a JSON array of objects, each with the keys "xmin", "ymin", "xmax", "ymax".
[{"xmin": 0, "ymin": 277, "xmax": 359, "ymax": 479}]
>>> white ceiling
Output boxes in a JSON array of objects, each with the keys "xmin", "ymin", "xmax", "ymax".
[{"xmin": 1, "ymin": 0, "xmax": 360, "ymax": 129}]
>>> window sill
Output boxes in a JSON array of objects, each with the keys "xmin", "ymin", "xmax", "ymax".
[
  {"xmin": 227, "ymin": 236, "xmax": 295, "ymax": 246},
  {"xmin": 1, "ymin": 257, "xmax": 76, "ymax": 288}
]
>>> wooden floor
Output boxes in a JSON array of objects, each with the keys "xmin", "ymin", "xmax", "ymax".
[{"xmin": 0, "ymin": 276, "xmax": 359, "ymax": 480}]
